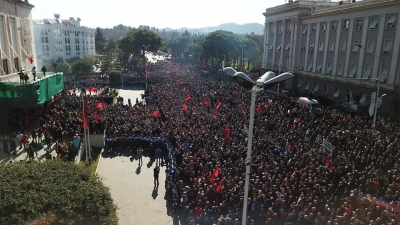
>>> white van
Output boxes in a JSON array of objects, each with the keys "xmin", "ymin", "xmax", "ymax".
[{"xmin": 296, "ymin": 97, "xmax": 321, "ymax": 110}]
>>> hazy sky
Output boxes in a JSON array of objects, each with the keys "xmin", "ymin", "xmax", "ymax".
[{"xmin": 31, "ymin": 0, "xmax": 285, "ymax": 29}]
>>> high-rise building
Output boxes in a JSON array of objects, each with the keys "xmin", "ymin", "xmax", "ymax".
[
  {"xmin": 33, "ymin": 16, "xmax": 95, "ymax": 66},
  {"xmin": 263, "ymin": 0, "xmax": 400, "ymax": 113},
  {"xmin": 0, "ymin": 0, "xmax": 36, "ymax": 81}
]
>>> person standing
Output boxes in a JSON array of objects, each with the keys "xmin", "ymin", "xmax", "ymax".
[
  {"xmin": 137, "ymin": 148, "xmax": 144, "ymax": 166},
  {"xmin": 41, "ymin": 65, "xmax": 47, "ymax": 78},
  {"xmin": 9, "ymin": 132, "xmax": 17, "ymax": 155},
  {"xmin": 32, "ymin": 66, "xmax": 36, "ymax": 81},
  {"xmin": 153, "ymin": 165, "xmax": 160, "ymax": 186},
  {"xmin": 155, "ymin": 148, "xmax": 162, "ymax": 165},
  {"xmin": 2, "ymin": 135, "xmax": 8, "ymax": 153}
]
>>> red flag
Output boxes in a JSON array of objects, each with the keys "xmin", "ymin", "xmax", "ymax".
[
  {"xmin": 256, "ymin": 105, "xmax": 261, "ymax": 111},
  {"xmin": 28, "ymin": 56, "xmax": 33, "ymax": 64},
  {"xmin": 210, "ymin": 176, "xmax": 215, "ymax": 184},
  {"xmin": 157, "ymin": 89, "xmax": 161, "ymax": 94},
  {"xmin": 185, "ymin": 94, "xmax": 191, "ymax": 101},
  {"xmin": 213, "ymin": 168, "xmax": 219, "ymax": 178},
  {"xmin": 176, "ymin": 79, "xmax": 181, "ymax": 84},
  {"xmin": 95, "ymin": 102, "xmax": 103, "ymax": 109},
  {"xmin": 224, "ymin": 126, "xmax": 230, "ymax": 139},
  {"xmin": 216, "ymin": 102, "xmax": 222, "ymax": 109},
  {"xmin": 216, "ymin": 183, "xmax": 223, "ymax": 193},
  {"xmin": 182, "ymin": 104, "xmax": 188, "ymax": 111},
  {"xmin": 94, "ymin": 111, "xmax": 100, "ymax": 121},
  {"xmin": 264, "ymin": 104, "xmax": 269, "ymax": 109},
  {"xmin": 203, "ymin": 98, "xmax": 209, "ymax": 106},
  {"xmin": 146, "ymin": 65, "xmax": 151, "ymax": 79},
  {"xmin": 153, "ymin": 110, "xmax": 160, "ymax": 117},
  {"xmin": 325, "ymin": 155, "xmax": 331, "ymax": 166},
  {"xmin": 183, "ymin": 87, "xmax": 187, "ymax": 92},
  {"xmin": 295, "ymin": 117, "xmax": 302, "ymax": 124},
  {"xmin": 82, "ymin": 96, "xmax": 89, "ymax": 129}
]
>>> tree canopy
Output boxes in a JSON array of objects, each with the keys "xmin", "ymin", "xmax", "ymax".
[
  {"xmin": 0, "ymin": 161, "xmax": 118, "ymax": 225},
  {"xmin": 118, "ymin": 29, "xmax": 162, "ymax": 59}
]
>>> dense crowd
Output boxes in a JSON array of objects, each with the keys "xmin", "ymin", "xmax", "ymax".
[
  {"xmin": 122, "ymin": 72, "xmax": 142, "ymax": 86},
  {"xmin": 138, "ymin": 63, "xmax": 400, "ymax": 225}
]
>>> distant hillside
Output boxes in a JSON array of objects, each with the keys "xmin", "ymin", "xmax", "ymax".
[
  {"xmin": 100, "ymin": 23, "xmax": 264, "ymax": 41},
  {"xmin": 162, "ymin": 23, "xmax": 264, "ymax": 35}
]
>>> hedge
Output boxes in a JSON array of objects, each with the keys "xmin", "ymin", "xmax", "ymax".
[{"xmin": 0, "ymin": 161, "xmax": 118, "ymax": 225}]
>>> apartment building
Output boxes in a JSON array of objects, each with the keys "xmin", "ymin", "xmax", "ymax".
[
  {"xmin": 33, "ymin": 17, "xmax": 95, "ymax": 66},
  {"xmin": 263, "ymin": 0, "xmax": 400, "ymax": 113},
  {"xmin": 0, "ymin": 0, "xmax": 36, "ymax": 79}
]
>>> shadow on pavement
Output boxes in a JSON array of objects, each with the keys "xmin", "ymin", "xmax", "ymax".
[
  {"xmin": 135, "ymin": 165, "xmax": 141, "ymax": 175},
  {"xmin": 152, "ymin": 184, "xmax": 159, "ymax": 199}
]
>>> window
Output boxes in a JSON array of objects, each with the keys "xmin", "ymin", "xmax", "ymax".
[
  {"xmin": 279, "ymin": 24, "xmax": 283, "ymax": 34},
  {"xmin": 349, "ymin": 64, "xmax": 357, "ymax": 78},
  {"xmin": 287, "ymin": 22, "xmax": 292, "ymax": 34},
  {"xmin": 277, "ymin": 43, "xmax": 281, "ymax": 50},
  {"xmin": 355, "ymin": 19, "xmax": 363, "ymax": 31},
  {"xmin": 342, "ymin": 20, "xmax": 350, "ymax": 31},
  {"xmin": 45, "ymin": 37, "xmax": 48, "ymax": 43},
  {"xmin": 326, "ymin": 63, "xmax": 332, "ymax": 74},
  {"xmin": 40, "ymin": 29, "xmax": 44, "ymax": 35},
  {"xmin": 325, "ymin": 86, "xmax": 329, "ymax": 95},
  {"xmin": 42, "ymin": 45, "xmax": 45, "ymax": 51},
  {"xmin": 316, "ymin": 63, "xmax": 322, "ymax": 73},
  {"xmin": 44, "ymin": 29, "xmax": 48, "ymax": 35},
  {"xmin": 367, "ymin": 40, "xmax": 375, "ymax": 53},
  {"xmin": 301, "ymin": 41, "xmax": 306, "ymax": 51},
  {"xmin": 309, "ymin": 42, "xmax": 314, "ymax": 54},
  {"xmin": 331, "ymin": 22, "xmax": 337, "ymax": 32},
  {"xmin": 307, "ymin": 61, "xmax": 313, "ymax": 72},
  {"xmin": 329, "ymin": 41, "xmax": 335, "ymax": 52},
  {"xmin": 270, "ymin": 24, "xmax": 275, "ymax": 35},
  {"xmin": 13, "ymin": 58, "xmax": 19, "ymax": 72},
  {"xmin": 2, "ymin": 59, "xmax": 9, "ymax": 75},
  {"xmin": 340, "ymin": 41, "xmax": 347, "ymax": 52},
  {"xmin": 319, "ymin": 42, "xmax": 324, "ymax": 52},
  {"xmin": 46, "ymin": 45, "xmax": 49, "ymax": 51},
  {"xmin": 380, "ymin": 67, "xmax": 388, "ymax": 82},
  {"xmin": 383, "ymin": 40, "xmax": 393, "ymax": 53},
  {"xmin": 369, "ymin": 17, "xmax": 378, "ymax": 29},
  {"xmin": 321, "ymin": 23, "xmax": 326, "ymax": 33},
  {"xmin": 338, "ymin": 64, "xmax": 344, "ymax": 75},
  {"xmin": 362, "ymin": 67, "xmax": 371, "ymax": 79},
  {"xmin": 352, "ymin": 41, "xmax": 360, "ymax": 52},
  {"xmin": 387, "ymin": 15, "xmax": 396, "ymax": 28},
  {"xmin": 333, "ymin": 88, "xmax": 340, "ymax": 98},
  {"xmin": 41, "ymin": 37, "xmax": 44, "ymax": 43},
  {"xmin": 297, "ymin": 81, "xmax": 302, "ymax": 87},
  {"xmin": 304, "ymin": 82, "xmax": 310, "ymax": 90},
  {"xmin": 311, "ymin": 24, "xmax": 316, "ymax": 33},
  {"xmin": 269, "ymin": 45, "xmax": 274, "ymax": 50},
  {"xmin": 285, "ymin": 43, "xmax": 290, "ymax": 50},
  {"xmin": 302, "ymin": 25, "xmax": 308, "ymax": 34},
  {"xmin": 313, "ymin": 84, "xmax": 319, "ymax": 93}
]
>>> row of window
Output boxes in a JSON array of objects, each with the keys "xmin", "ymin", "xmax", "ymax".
[
  {"xmin": 268, "ymin": 15, "xmax": 396, "ymax": 36},
  {"xmin": 297, "ymin": 82, "xmax": 366, "ymax": 102},
  {"xmin": 0, "ymin": 58, "xmax": 20, "ymax": 75},
  {"xmin": 298, "ymin": 60, "xmax": 389, "ymax": 82}
]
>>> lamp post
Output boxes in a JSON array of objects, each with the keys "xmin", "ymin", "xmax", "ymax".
[
  {"xmin": 223, "ymin": 67, "xmax": 294, "ymax": 225},
  {"xmin": 355, "ymin": 43, "xmax": 385, "ymax": 128},
  {"xmin": 142, "ymin": 45, "xmax": 150, "ymax": 91},
  {"xmin": 240, "ymin": 45, "xmax": 246, "ymax": 71}
]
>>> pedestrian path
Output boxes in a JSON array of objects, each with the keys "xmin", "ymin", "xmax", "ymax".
[{"xmin": 97, "ymin": 153, "xmax": 172, "ymax": 225}]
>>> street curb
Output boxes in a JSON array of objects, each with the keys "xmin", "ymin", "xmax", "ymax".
[{"xmin": 95, "ymin": 148, "xmax": 104, "ymax": 175}]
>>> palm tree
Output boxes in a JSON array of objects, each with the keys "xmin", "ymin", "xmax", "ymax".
[{"xmin": 54, "ymin": 13, "xmax": 60, "ymax": 22}]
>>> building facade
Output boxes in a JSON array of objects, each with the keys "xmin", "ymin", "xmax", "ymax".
[
  {"xmin": 0, "ymin": 0, "xmax": 36, "ymax": 79},
  {"xmin": 263, "ymin": 0, "xmax": 400, "ymax": 113},
  {"xmin": 33, "ymin": 17, "xmax": 95, "ymax": 66}
]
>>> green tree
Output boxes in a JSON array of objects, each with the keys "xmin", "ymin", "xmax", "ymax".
[
  {"xmin": 95, "ymin": 27, "xmax": 106, "ymax": 53},
  {"xmin": 55, "ymin": 62, "xmax": 72, "ymax": 76},
  {"xmin": 0, "ymin": 161, "xmax": 118, "ymax": 225},
  {"xmin": 118, "ymin": 29, "xmax": 162, "ymax": 60},
  {"xmin": 202, "ymin": 30, "xmax": 239, "ymax": 66},
  {"xmin": 72, "ymin": 58, "xmax": 92, "ymax": 76}
]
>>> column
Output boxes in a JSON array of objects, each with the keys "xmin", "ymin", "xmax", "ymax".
[
  {"xmin": 344, "ymin": 18, "xmax": 355, "ymax": 77},
  {"xmin": 356, "ymin": 17, "xmax": 369, "ymax": 78},
  {"xmin": 388, "ymin": 12, "xmax": 400, "ymax": 84},
  {"xmin": 272, "ymin": 21, "xmax": 277, "ymax": 66},
  {"xmin": 262, "ymin": 24, "xmax": 268, "ymax": 68},
  {"xmin": 322, "ymin": 21, "xmax": 331, "ymax": 73},
  {"xmin": 304, "ymin": 23, "xmax": 311, "ymax": 72},
  {"xmin": 313, "ymin": 23, "xmax": 321, "ymax": 73},
  {"xmin": 280, "ymin": 20, "xmax": 285, "ymax": 67},
  {"xmin": 290, "ymin": 18, "xmax": 299, "ymax": 69},
  {"xmin": 372, "ymin": 15, "xmax": 386, "ymax": 79},
  {"xmin": 332, "ymin": 20, "xmax": 342, "ymax": 75},
  {"xmin": 288, "ymin": 18, "xmax": 296, "ymax": 68}
]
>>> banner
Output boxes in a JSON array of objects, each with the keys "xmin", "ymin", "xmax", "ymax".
[
  {"xmin": 222, "ymin": 61, "xmax": 225, "ymax": 70},
  {"xmin": 146, "ymin": 65, "xmax": 151, "ymax": 79},
  {"xmin": 323, "ymin": 138, "xmax": 332, "ymax": 156}
]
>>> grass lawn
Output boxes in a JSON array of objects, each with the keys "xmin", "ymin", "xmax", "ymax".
[{"xmin": 80, "ymin": 147, "xmax": 103, "ymax": 175}]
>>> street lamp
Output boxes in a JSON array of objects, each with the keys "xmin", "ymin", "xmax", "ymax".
[
  {"xmin": 223, "ymin": 67, "xmax": 294, "ymax": 225},
  {"xmin": 142, "ymin": 45, "xmax": 150, "ymax": 91},
  {"xmin": 240, "ymin": 45, "xmax": 246, "ymax": 71},
  {"xmin": 355, "ymin": 43, "xmax": 385, "ymax": 128}
]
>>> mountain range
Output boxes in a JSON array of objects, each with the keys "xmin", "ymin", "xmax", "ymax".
[{"xmin": 161, "ymin": 23, "xmax": 264, "ymax": 34}]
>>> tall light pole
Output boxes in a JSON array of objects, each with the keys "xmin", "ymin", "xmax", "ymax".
[
  {"xmin": 240, "ymin": 45, "xmax": 246, "ymax": 71},
  {"xmin": 356, "ymin": 43, "xmax": 385, "ymax": 129},
  {"xmin": 142, "ymin": 45, "xmax": 150, "ymax": 91},
  {"xmin": 223, "ymin": 67, "xmax": 294, "ymax": 225}
]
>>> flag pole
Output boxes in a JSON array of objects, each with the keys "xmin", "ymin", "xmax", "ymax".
[
  {"xmin": 87, "ymin": 122, "xmax": 92, "ymax": 159},
  {"xmin": 82, "ymin": 94, "xmax": 88, "ymax": 161}
]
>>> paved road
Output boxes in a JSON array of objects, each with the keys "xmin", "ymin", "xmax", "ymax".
[
  {"xmin": 115, "ymin": 88, "xmax": 144, "ymax": 105},
  {"xmin": 97, "ymin": 153, "xmax": 172, "ymax": 225}
]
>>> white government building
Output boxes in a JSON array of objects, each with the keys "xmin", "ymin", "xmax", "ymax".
[
  {"xmin": 0, "ymin": 0, "xmax": 36, "ymax": 81},
  {"xmin": 33, "ymin": 16, "xmax": 95, "ymax": 67}
]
